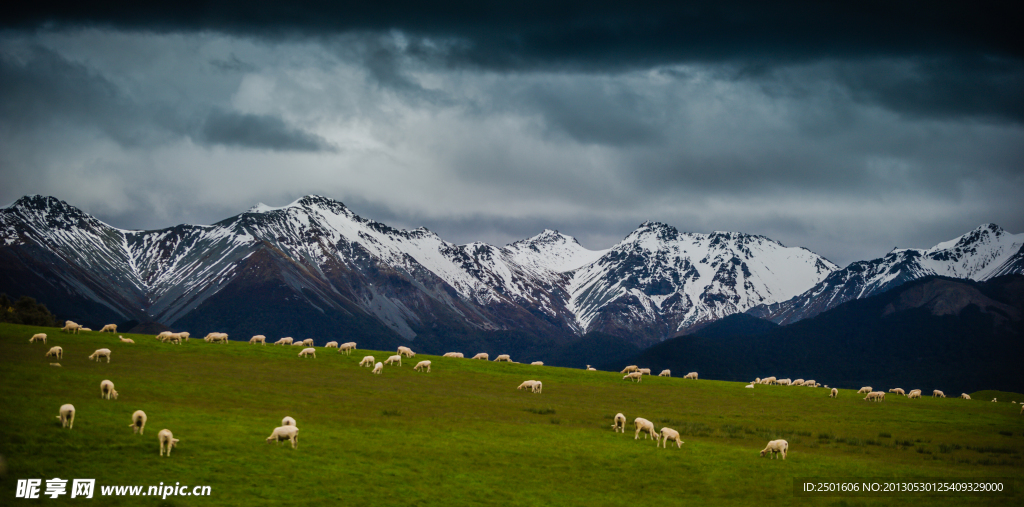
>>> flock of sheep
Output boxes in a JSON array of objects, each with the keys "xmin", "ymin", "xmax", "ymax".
[{"xmin": 30, "ymin": 320, "xmax": 1024, "ymax": 464}]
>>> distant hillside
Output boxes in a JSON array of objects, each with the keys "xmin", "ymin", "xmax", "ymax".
[{"xmin": 617, "ymin": 275, "xmax": 1024, "ymax": 393}]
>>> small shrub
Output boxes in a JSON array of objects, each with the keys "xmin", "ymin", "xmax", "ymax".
[
  {"xmin": 878, "ymin": 432, "xmax": 892, "ymax": 438},
  {"xmin": 938, "ymin": 443, "xmax": 962, "ymax": 453},
  {"xmin": 817, "ymin": 432, "xmax": 835, "ymax": 440},
  {"xmin": 916, "ymin": 447, "xmax": 932, "ymax": 455}
]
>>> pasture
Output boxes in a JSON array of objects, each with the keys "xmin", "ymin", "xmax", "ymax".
[{"xmin": 1, "ymin": 323, "xmax": 1021, "ymax": 505}]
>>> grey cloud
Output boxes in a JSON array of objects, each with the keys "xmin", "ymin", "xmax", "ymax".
[
  {"xmin": 199, "ymin": 109, "xmax": 335, "ymax": 152},
  {"xmin": 209, "ymin": 53, "xmax": 257, "ymax": 72}
]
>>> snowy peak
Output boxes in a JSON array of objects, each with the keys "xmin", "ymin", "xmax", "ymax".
[{"xmin": 505, "ymin": 229, "xmax": 606, "ymax": 273}]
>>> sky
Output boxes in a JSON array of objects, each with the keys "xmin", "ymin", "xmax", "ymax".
[{"xmin": 1, "ymin": 1, "xmax": 1022, "ymax": 267}]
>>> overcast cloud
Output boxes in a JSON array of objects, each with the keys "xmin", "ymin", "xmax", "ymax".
[{"xmin": 1, "ymin": 2, "xmax": 1022, "ymax": 266}]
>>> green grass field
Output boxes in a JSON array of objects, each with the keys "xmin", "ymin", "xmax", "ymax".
[{"xmin": 1, "ymin": 323, "xmax": 1022, "ymax": 505}]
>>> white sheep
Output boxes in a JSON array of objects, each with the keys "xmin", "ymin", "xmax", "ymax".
[
  {"xmin": 792, "ymin": 379, "xmax": 805, "ymax": 386},
  {"xmin": 301, "ymin": 338, "xmax": 314, "ymax": 347},
  {"xmin": 494, "ymin": 354, "xmax": 511, "ymax": 362},
  {"xmin": 156, "ymin": 331, "xmax": 172, "ymax": 340},
  {"xmin": 100, "ymin": 324, "xmax": 117, "ymax": 333},
  {"xmin": 638, "ymin": 368, "xmax": 651, "ymax": 376},
  {"xmin": 158, "ymin": 429, "xmax": 179, "ymax": 456},
  {"xmin": 339, "ymin": 342, "xmax": 357, "ymax": 355},
  {"xmin": 933, "ymin": 390, "xmax": 946, "ymax": 398},
  {"xmin": 443, "ymin": 352, "xmax": 464, "ymax": 358},
  {"xmin": 50, "ymin": 363, "xmax": 61, "ymax": 367},
  {"xmin": 298, "ymin": 348, "xmax": 316, "ymax": 358},
  {"xmin": 755, "ymin": 377, "xmax": 761, "ymax": 384},
  {"xmin": 266, "ymin": 425, "xmax": 299, "ymax": 449},
  {"xmin": 586, "ymin": 365, "xmax": 597, "ymax": 371},
  {"xmin": 531, "ymin": 361, "xmax": 544, "ymax": 366},
  {"xmin": 372, "ymin": 362, "xmax": 383, "ymax": 374},
  {"xmin": 45, "ymin": 346, "xmax": 63, "ymax": 360},
  {"xmin": 291, "ymin": 341, "xmax": 305, "ymax": 346},
  {"xmin": 324, "ymin": 341, "xmax": 338, "ymax": 348},
  {"xmin": 634, "ymin": 417, "xmax": 659, "ymax": 442},
  {"xmin": 804, "ymin": 380, "xmax": 819, "ymax": 387},
  {"xmin": 612, "ymin": 413, "xmax": 626, "ymax": 433},
  {"xmin": 660, "ymin": 428, "xmax": 683, "ymax": 449},
  {"xmin": 414, "ymin": 360, "xmax": 432, "ymax": 372},
  {"xmin": 889, "ymin": 388, "xmax": 906, "ymax": 396},
  {"xmin": 359, "ymin": 356, "xmax": 375, "ymax": 367},
  {"xmin": 204, "ymin": 332, "xmax": 228, "ymax": 343},
  {"xmin": 282, "ymin": 416, "xmax": 296, "ymax": 427},
  {"xmin": 471, "ymin": 353, "xmax": 489, "ymax": 360},
  {"xmin": 517, "ymin": 380, "xmax": 539, "ymax": 392},
  {"xmin": 684, "ymin": 372, "xmax": 698, "ymax": 380},
  {"xmin": 61, "ymin": 321, "xmax": 81, "ymax": 334},
  {"xmin": 100, "ymin": 379, "xmax": 118, "ymax": 400},
  {"xmin": 57, "ymin": 404, "xmax": 75, "ymax": 429},
  {"xmin": 384, "ymin": 354, "xmax": 402, "ymax": 366},
  {"xmin": 161, "ymin": 334, "xmax": 181, "ymax": 345},
  {"xmin": 88, "ymin": 348, "xmax": 112, "ymax": 363},
  {"xmin": 621, "ymin": 365, "xmax": 639, "ymax": 374},
  {"xmin": 864, "ymin": 391, "xmax": 885, "ymax": 402},
  {"xmin": 623, "ymin": 372, "xmax": 643, "ymax": 383},
  {"xmin": 761, "ymin": 376, "xmax": 777, "ymax": 385},
  {"xmin": 29, "ymin": 333, "xmax": 47, "ymax": 344},
  {"xmin": 659, "ymin": 369, "xmax": 671, "ymax": 377},
  {"xmin": 130, "ymin": 410, "xmax": 147, "ymax": 435},
  {"xmin": 991, "ymin": 398, "xmax": 997, "ymax": 402},
  {"xmin": 760, "ymin": 439, "xmax": 788, "ymax": 459},
  {"xmin": 249, "ymin": 335, "xmax": 267, "ymax": 345},
  {"xmin": 532, "ymin": 381, "xmax": 543, "ymax": 393},
  {"xmin": 80, "ymin": 327, "xmax": 92, "ymax": 332},
  {"xmin": 960, "ymin": 393, "xmax": 971, "ymax": 400},
  {"xmin": 857, "ymin": 387, "xmax": 873, "ymax": 394},
  {"xmin": 829, "ymin": 388, "xmax": 838, "ymax": 398},
  {"xmin": 177, "ymin": 332, "xmax": 190, "ymax": 342},
  {"xmin": 398, "ymin": 346, "xmax": 416, "ymax": 358},
  {"xmin": 745, "ymin": 383, "xmax": 754, "ymax": 388},
  {"xmin": 778, "ymin": 378, "xmax": 792, "ymax": 386},
  {"xmin": 275, "ymin": 337, "xmax": 294, "ymax": 345},
  {"xmin": 119, "ymin": 336, "xmax": 135, "ymax": 344},
  {"xmin": 907, "ymin": 389, "xmax": 922, "ymax": 399}
]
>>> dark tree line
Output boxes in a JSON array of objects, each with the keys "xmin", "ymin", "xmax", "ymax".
[{"xmin": 0, "ymin": 294, "xmax": 58, "ymax": 327}]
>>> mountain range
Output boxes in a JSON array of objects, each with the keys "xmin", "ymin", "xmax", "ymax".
[{"xmin": 1, "ymin": 195, "xmax": 1022, "ymax": 366}]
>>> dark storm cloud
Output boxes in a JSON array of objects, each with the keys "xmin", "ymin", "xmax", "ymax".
[
  {"xmin": 199, "ymin": 109, "xmax": 335, "ymax": 152},
  {"xmin": 5, "ymin": 2, "xmax": 1022, "ymax": 124}
]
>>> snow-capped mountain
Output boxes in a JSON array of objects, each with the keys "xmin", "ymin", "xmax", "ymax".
[
  {"xmin": 567, "ymin": 221, "xmax": 838, "ymax": 337},
  {"xmin": 0, "ymin": 195, "xmax": 838, "ymax": 348},
  {"xmin": 747, "ymin": 223, "xmax": 1024, "ymax": 325}
]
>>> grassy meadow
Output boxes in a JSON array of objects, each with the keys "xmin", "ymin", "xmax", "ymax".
[{"xmin": 1, "ymin": 322, "xmax": 1022, "ymax": 505}]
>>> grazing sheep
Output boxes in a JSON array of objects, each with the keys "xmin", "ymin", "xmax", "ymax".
[
  {"xmin": 659, "ymin": 369, "xmax": 671, "ymax": 377},
  {"xmin": 864, "ymin": 391, "xmax": 885, "ymax": 402},
  {"xmin": 531, "ymin": 361, "xmax": 544, "ymax": 366},
  {"xmin": 156, "ymin": 331, "xmax": 172, "ymax": 340},
  {"xmin": 119, "ymin": 336, "xmax": 134, "ymax": 344},
  {"xmin": 339, "ymin": 342, "xmax": 357, "ymax": 355},
  {"xmin": 88, "ymin": 348, "xmax": 112, "ymax": 363},
  {"xmin": 372, "ymin": 362, "xmax": 383, "ymax": 374},
  {"xmin": 792, "ymin": 379, "xmax": 805, "ymax": 386},
  {"xmin": 621, "ymin": 365, "xmax": 639, "ymax": 374},
  {"xmin": 291, "ymin": 341, "xmax": 305, "ymax": 346},
  {"xmin": 612, "ymin": 413, "xmax": 626, "ymax": 433},
  {"xmin": 204, "ymin": 332, "xmax": 228, "ymax": 343},
  {"xmin": 857, "ymin": 387, "xmax": 873, "ymax": 394},
  {"xmin": 532, "ymin": 381, "xmax": 543, "ymax": 393},
  {"xmin": 494, "ymin": 354, "xmax": 512, "ymax": 362},
  {"xmin": 29, "ymin": 333, "xmax": 47, "ymax": 344},
  {"xmin": 778, "ymin": 378, "xmax": 792, "ymax": 386},
  {"xmin": 161, "ymin": 333, "xmax": 181, "ymax": 345},
  {"xmin": 384, "ymin": 355, "xmax": 402, "ymax": 366},
  {"xmin": 636, "ymin": 368, "xmax": 651, "ymax": 376},
  {"xmin": 45, "ymin": 346, "xmax": 63, "ymax": 360},
  {"xmin": 324, "ymin": 341, "xmax": 338, "ymax": 348},
  {"xmin": 634, "ymin": 418, "xmax": 659, "ymax": 442},
  {"xmin": 586, "ymin": 365, "xmax": 597, "ymax": 371},
  {"xmin": 660, "ymin": 428, "xmax": 683, "ymax": 449},
  {"xmin": 56, "ymin": 404, "xmax": 75, "ymax": 429},
  {"xmin": 61, "ymin": 321, "xmax": 81, "ymax": 334},
  {"xmin": 413, "ymin": 360, "xmax": 431, "ymax": 372},
  {"xmin": 471, "ymin": 353, "xmax": 489, "ymax": 360},
  {"xmin": 889, "ymin": 388, "xmax": 906, "ymax": 396},
  {"xmin": 992, "ymin": 398, "xmax": 998, "ymax": 402},
  {"xmin": 760, "ymin": 439, "xmax": 788, "ymax": 459},
  {"xmin": 158, "ymin": 429, "xmax": 179, "ymax": 457},
  {"xmin": 301, "ymin": 339, "xmax": 314, "ymax": 347},
  {"xmin": 908, "ymin": 389, "xmax": 922, "ymax": 399},
  {"xmin": 80, "ymin": 327, "xmax": 92, "ymax": 332},
  {"xmin": 684, "ymin": 372, "xmax": 698, "ymax": 380},
  {"xmin": 100, "ymin": 324, "xmax": 117, "ymax": 333},
  {"xmin": 359, "ymin": 356, "xmax": 375, "ymax": 367},
  {"xmin": 130, "ymin": 410, "xmax": 147, "ymax": 435},
  {"xmin": 829, "ymin": 388, "xmax": 838, "ymax": 398},
  {"xmin": 960, "ymin": 393, "xmax": 971, "ymax": 400},
  {"xmin": 443, "ymin": 352, "xmax": 464, "ymax": 358},
  {"xmin": 623, "ymin": 372, "xmax": 643, "ymax": 383},
  {"xmin": 282, "ymin": 416, "xmax": 296, "ymax": 426},
  {"xmin": 266, "ymin": 425, "xmax": 299, "ymax": 449},
  {"xmin": 100, "ymin": 379, "xmax": 118, "ymax": 400},
  {"xmin": 177, "ymin": 332, "xmax": 190, "ymax": 342},
  {"xmin": 298, "ymin": 348, "xmax": 316, "ymax": 358},
  {"xmin": 755, "ymin": 378, "xmax": 761, "ymax": 384},
  {"xmin": 398, "ymin": 346, "xmax": 416, "ymax": 358},
  {"xmin": 933, "ymin": 390, "xmax": 946, "ymax": 398},
  {"xmin": 275, "ymin": 337, "xmax": 294, "ymax": 345},
  {"xmin": 804, "ymin": 380, "xmax": 819, "ymax": 387},
  {"xmin": 745, "ymin": 383, "xmax": 755, "ymax": 388},
  {"xmin": 249, "ymin": 335, "xmax": 267, "ymax": 345},
  {"xmin": 517, "ymin": 380, "xmax": 539, "ymax": 392},
  {"xmin": 761, "ymin": 376, "xmax": 777, "ymax": 385}
]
